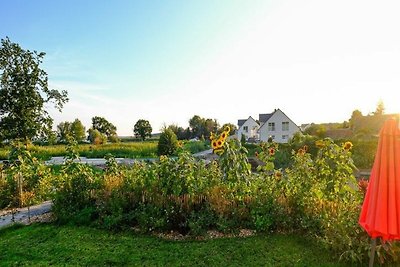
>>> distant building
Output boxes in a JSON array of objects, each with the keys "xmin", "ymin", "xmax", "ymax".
[
  {"xmin": 237, "ymin": 116, "xmax": 259, "ymax": 141},
  {"xmin": 237, "ymin": 109, "xmax": 300, "ymax": 143}
]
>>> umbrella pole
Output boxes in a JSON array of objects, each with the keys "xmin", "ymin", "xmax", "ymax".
[{"xmin": 369, "ymin": 238, "xmax": 377, "ymax": 267}]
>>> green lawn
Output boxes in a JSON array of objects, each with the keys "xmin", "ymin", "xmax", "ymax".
[{"xmin": 0, "ymin": 224, "xmax": 353, "ymax": 266}]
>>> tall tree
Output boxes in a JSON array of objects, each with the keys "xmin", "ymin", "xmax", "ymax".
[
  {"xmin": 0, "ymin": 37, "xmax": 68, "ymax": 145},
  {"xmin": 70, "ymin": 118, "xmax": 86, "ymax": 142},
  {"xmin": 56, "ymin": 118, "xmax": 85, "ymax": 143},
  {"xmin": 56, "ymin": 121, "xmax": 72, "ymax": 142},
  {"xmin": 167, "ymin": 124, "xmax": 190, "ymax": 140},
  {"xmin": 189, "ymin": 115, "xmax": 204, "ymax": 138},
  {"xmin": 133, "ymin": 119, "xmax": 152, "ymax": 141},
  {"xmin": 220, "ymin": 123, "xmax": 237, "ymax": 135},
  {"xmin": 189, "ymin": 115, "xmax": 219, "ymax": 139},
  {"xmin": 374, "ymin": 100, "xmax": 385, "ymax": 115},
  {"xmin": 90, "ymin": 116, "xmax": 117, "ymax": 142},
  {"xmin": 349, "ymin": 109, "xmax": 363, "ymax": 130}
]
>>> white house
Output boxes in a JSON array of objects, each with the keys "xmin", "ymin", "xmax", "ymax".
[
  {"xmin": 237, "ymin": 116, "xmax": 259, "ymax": 140},
  {"xmin": 237, "ymin": 109, "xmax": 300, "ymax": 143},
  {"xmin": 258, "ymin": 109, "xmax": 300, "ymax": 143}
]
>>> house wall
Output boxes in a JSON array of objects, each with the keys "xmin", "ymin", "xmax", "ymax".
[
  {"xmin": 259, "ymin": 110, "xmax": 300, "ymax": 143},
  {"xmin": 237, "ymin": 117, "xmax": 259, "ymax": 140}
]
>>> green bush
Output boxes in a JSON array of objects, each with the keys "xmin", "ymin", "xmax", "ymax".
[
  {"xmin": 52, "ymin": 142, "xmax": 98, "ymax": 223},
  {"xmin": 157, "ymin": 128, "xmax": 178, "ymax": 156},
  {"xmin": 10, "ymin": 136, "xmax": 399, "ymax": 265},
  {"xmin": 0, "ymin": 142, "xmax": 55, "ymax": 209}
]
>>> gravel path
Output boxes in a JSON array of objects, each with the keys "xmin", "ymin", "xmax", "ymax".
[
  {"xmin": 0, "ymin": 201, "xmax": 52, "ymax": 228},
  {"xmin": 44, "ymin": 149, "xmax": 213, "ymax": 166}
]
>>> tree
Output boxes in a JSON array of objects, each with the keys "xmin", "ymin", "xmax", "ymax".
[
  {"xmin": 219, "ymin": 123, "xmax": 237, "ymax": 136},
  {"xmin": 167, "ymin": 124, "xmax": 190, "ymax": 140},
  {"xmin": 157, "ymin": 128, "xmax": 178, "ymax": 156},
  {"xmin": 70, "ymin": 119, "xmax": 86, "ymax": 142},
  {"xmin": 349, "ymin": 109, "xmax": 363, "ymax": 130},
  {"xmin": 189, "ymin": 115, "xmax": 204, "ymax": 138},
  {"xmin": 303, "ymin": 123, "xmax": 326, "ymax": 138},
  {"xmin": 0, "ymin": 37, "xmax": 68, "ymax": 145},
  {"xmin": 90, "ymin": 116, "xmax": 118, "ymax": 142},
  {"xmin": 374, "ymin": 100, "xmax": 385, "ymax": 116},
  {"xmin": 56, "ymin": 119, "xmax": 85, "ymax": 143},
  {"xmin": 133, "ymin": 119, "xmax": 152, "ymax": 141},
  {"xmin": 204, "ymin": 119, "xmax": 219, "ymax": 138},
  {"xmin": 57, "ymin": 121, "xmax": 72, "ymax": 143},
  {"xmin": 87, "ymin": 128, "xmax": 107, "ymax": 145},
  {"xmin": 189, "ymin": 115, "xmax": 219, "ymax": 139}
]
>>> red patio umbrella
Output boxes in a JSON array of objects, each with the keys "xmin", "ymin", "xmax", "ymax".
[{"xmin": 359, "ymin": 118, "xmax": 400, "ymax": 266}]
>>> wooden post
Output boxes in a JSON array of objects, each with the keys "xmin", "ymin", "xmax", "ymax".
[
  {"xmin": 18, "ymin": 172, "xmax": 23, "ymax": 208},
  {"xmin": 369, "ymin": 238, "xmax": 377, "ymax": 267}
]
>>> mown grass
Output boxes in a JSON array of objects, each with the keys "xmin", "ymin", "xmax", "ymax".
[{"xmin": 0, "ymin": 223, "xmax": 353, "ymax": 266}]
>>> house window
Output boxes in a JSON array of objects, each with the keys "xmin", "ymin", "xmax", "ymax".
[
  {"xmin": 243, "ymin": 126, "xmax": 248, "ymax": 133},
  {"xmin": 282, "ymin": 135, "xmax": 289, "ymax": 140},
  {"xmin": 282, "ymin": 122, "xmax": 289, "ymax": 131},
  {"xmin": 268, "ymin": 122, "xmax": 275, "ymax": 131}
]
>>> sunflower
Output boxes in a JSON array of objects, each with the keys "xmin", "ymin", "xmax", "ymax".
[
  {"xmin": 224, "ymin": 126, "xmax": 231, "ymax": 133},
  {"xmin": 275, "ymin": 171, "xmax": 282, "ymax": 180},
  {"xmin": 212, "ymin": 141, "xmax": 218, "ymax": 149},
  {"xmin": 210, "ymin": 133, "xmax": 215, "ymax": 140},
  {"xmin": 297, "ymin": 148, "xmax": 305, "ymax": 156},
  {"xmin": 343, "ymin": 141, "xmax": 353, "ymax": 150},
  {"xmin": 221, "ymin": 132, "xmax": 226, "ymax": 139},
  {"xmin": 315, "ymin": 140, "xmax": 325, "ymax": 148},
  {"xmin": 269, "ymin": 147, "xmax": 275, "ymax": 156}
]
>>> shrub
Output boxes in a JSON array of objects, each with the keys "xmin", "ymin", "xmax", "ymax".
[
  {"xmin": 52, "ymin": 141, "xmax": 97, "ymax": 223},
  {"xmin": 0, "ymin": 142, "xmax": 55, "ymax": 209},
  {"xmin": 157, "ymin": 128, "xmax": 178, "ymax": 156},
  {"xmin": 87, "ymin": 128, "xmax": 107, "ymax": 145}
]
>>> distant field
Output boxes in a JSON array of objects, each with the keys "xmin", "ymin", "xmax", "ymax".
[
  {"xmin": 0, "ymin": 142, "xmax": 158, "ymax": 160},
  {"xmin": 0, "ymin": 140, "xmax": 210, "ymax": 160}
]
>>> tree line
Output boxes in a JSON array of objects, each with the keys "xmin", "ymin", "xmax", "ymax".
[{"xmin": 0, "ymin": 37, "xmax": 237, "ymax": 146}]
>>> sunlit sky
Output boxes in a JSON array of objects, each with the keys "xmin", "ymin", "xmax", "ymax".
[{"xmin": 1, "ymin": 0, "xmax": 400, "ymax": 135}]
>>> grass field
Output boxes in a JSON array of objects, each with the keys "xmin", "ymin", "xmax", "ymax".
[
  {"xmin": 0, "ymin": 142, "xmax": 158, "ymax": 160},
  {"xmin": 0, "ymin": 141, "xmax": 209, "ymax": 160},
  {"xmin": 0, "ymin": 223, "xmax": 353, "ymax": 266}
]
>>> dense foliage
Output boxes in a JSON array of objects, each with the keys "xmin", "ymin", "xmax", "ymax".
[
  {"xmin": 157, "ymin": 128, "xmax": 178, "ymax": 156},
  {"xmin": 0, "ymin": 37, "xmax": 68, "ymax": 144},
  {"xmin": 133, "ymin": 119, "xmax": 152, "ymax": 141},
  {"xmin": 89, "ymin": 116, "xmax": 118, "ymax": 143},
  {"xmin": 57, "ymin": 119, "xmax": 86, "ymax": 143},
  {"xmin": 1, "ymin": 138, "xmax": 398, "ymax": 264}
]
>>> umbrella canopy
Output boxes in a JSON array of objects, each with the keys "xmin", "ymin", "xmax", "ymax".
[{"xmin": 359, "ymin": 118, "xmax": 400, "ymax": 241}]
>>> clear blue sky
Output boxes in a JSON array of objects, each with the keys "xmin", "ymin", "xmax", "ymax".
[{"xmin": 1, "ymin": 0, "xmax": 400, "ymax": 135}]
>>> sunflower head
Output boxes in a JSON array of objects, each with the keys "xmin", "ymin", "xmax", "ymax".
[
  {"xmin": 297, "ymin": 148, "xmax": 305, "ymax": 156},
  {"xmin": 275, "ymin": 171, "xmax": 282, "ymax": 180},
  {"xmin": 269, "ymin": 147, "xmax": 275, "ymax": 156},
  {"xmin": 315, "ymin": 140, "xmax": 325, "ymax": 148},
  {"xmin": 343, "ymin": 141, "xmax": 353, "ymax": 150}
]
